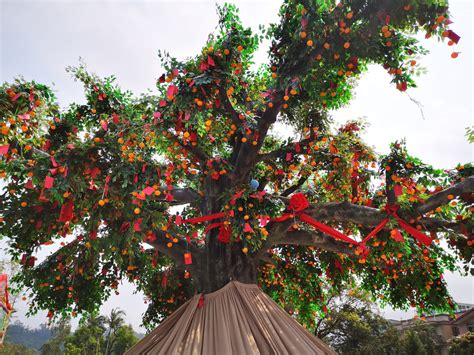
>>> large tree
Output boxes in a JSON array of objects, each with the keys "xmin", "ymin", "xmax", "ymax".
[{"xmin": 0, "ymin": 0, "xmax": 472, "ymax": 334}]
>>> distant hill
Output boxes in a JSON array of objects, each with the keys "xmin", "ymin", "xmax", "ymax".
[
  {"xmin": 4, "ymin": 321, "xmax": 52, "ymax": 351},
  {"xmin": 4, "ymin": 320, "xmax": 146, "ymax": 353},
  {"xmin": 135, "ymin": 331, "xmax": 145, "ymax": 340}
]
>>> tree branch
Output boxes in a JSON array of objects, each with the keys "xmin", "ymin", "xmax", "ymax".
[
  {"xmin": 281, "ymin": 175, "xmax": 309, "ymax": 197},
  {"xmin": 167, "ymin": 134, "xmax": 208, "ymax": 166},
  {"xmin": 257, "ymin": 132, "xmax": 319, "ymax": 164},
  {"xmin": 218, "ymin": 89, "xmax": 241, "ymax": 128},
  {"xmin": 415, "ymin": 176, "xmax": 474, "ymax": 215},
  {"xmin": 148, "ymin": 230, "xmax": 201, "ymax": 270},
  {"xmin": 255, "ymin": 176, "xmax": 474, "ymax": 260},
  {"xmin": 154, "ymin": 187, "xmax": 200, "ymax": 205},
  {"xmin": 277, "ymin": 230, "xmax": 355, "ymax": 255},
  {"xmin": 230, "ymin": 99, "xmax": 284, "ymax": 186}
]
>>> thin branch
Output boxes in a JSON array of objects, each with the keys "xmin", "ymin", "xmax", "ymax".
[
  {"xmin": 32, "ymin": 147, "xmax": 51, "ymax": 157},
  {"xmin": 218, "ymin": 89, "xmax": 241, "ymax": 128},
  {"xmin": 167, "ymin": 134, "xmax": 209, "ymax": 166},
  {"xmin": 281, "ymin": 175, "xmax": 309, "ymax": 197},
  {"xmin": 154, "ymin": 187, "xmax": 200, "ymax": 205},
  {"xmin": 148, "ymin": 230, "xmax": 201, "ymax": 270}
]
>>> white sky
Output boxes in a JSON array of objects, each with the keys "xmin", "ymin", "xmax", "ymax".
[{"xmin": 1, "ymin": 0, "xmax": 473, "ymax": 331}]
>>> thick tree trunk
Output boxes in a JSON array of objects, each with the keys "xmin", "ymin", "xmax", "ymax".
[
  {"xmin": 191, "ymin": 176, "xmax": 259, "ymax": 293},
  {"xmin": 193, "ymin": 230, "xmax": 258, "ymax": 293}
]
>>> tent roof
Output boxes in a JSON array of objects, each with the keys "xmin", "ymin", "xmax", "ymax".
[{"xmin": 127, "ymin": 281, "xmax": 336, "ymax": 355}]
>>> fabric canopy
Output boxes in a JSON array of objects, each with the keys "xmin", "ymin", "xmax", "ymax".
[{"xmin": 127, "ymin": 281, "xmax": 336, "ymax": 355}]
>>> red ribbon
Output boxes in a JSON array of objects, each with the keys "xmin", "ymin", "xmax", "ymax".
[
  {"xmin": 183, "ymin": 212, "xmax": 225, "ymax": 225},
  {"xmin": 299, "ymin": 213, "xmax": 359, "ymax": 245},
  {"xmin": 172, "ymin": 194, "xmax": 432, "ymax": 254},
  {"xmin": 180, "ymin": 212, "xmax": 231, "ymax": 241},
  {"xmin": 271, "ymin": 197, "xmax": 431, "ymax": 257},
  {"xmin": 360, "ymin": 204, "xmax": 432, "ymax": 249},
  {"xmin": 269, "ymin": 213, "xmax": 359, "ymax": 245}
]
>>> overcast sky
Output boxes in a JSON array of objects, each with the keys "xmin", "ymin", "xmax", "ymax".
[{"xmin": 1, "ymin": 0, "xmax": 472, "ymax": 331}]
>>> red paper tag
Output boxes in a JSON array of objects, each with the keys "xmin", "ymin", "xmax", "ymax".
[
  {"xmin": 134, "ymin": 218, "xmax": 142, "ymax": 232},
  {"xmin": 394, "ymin": 184, "xmax": 403, "ymax": 197},
  {"xmin": 391, "ymin": 229, "xmax": 404, "ymax": 242},
  {"xmin": 58, "ymin": 200, "xmax": 74, "ymax": 222},
  {"xmin": 244, "ymin": 223, "xmax": 254, "ymax": 233},
  {"xmin": 197, "ymin": 294, "xmax": 205, "ymax": 308},
  {"xmin": 207, "ymin": 55, "xmax": 215, "ymax": 66},
  {"xmin": 184, "ymin": 252, "xmax": 192, "ymax": 265},
  {"xmin": 25, "ymin": 179, "xmax": 34, "ymax": 189},
  {"xmin": 50, "ymin": 156, "xmax": 58, "ymax": 167}
]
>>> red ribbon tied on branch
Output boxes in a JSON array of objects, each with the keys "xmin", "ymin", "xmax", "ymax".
[
  {"xmin": 272, "ymin": 193, "xmax": 359, "ymax": 246},
  {"xmin": 276, "ymin": 195, "xmax": 432, "ymax": 257},
  {"xmin": 359, "ymin": 203, "xmax": 432, "ymax": 251}
]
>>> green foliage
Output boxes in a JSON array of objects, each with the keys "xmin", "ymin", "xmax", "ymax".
[
  {"xmin": 109, "ymin": 325, "xmax": 138, "ymax": 355},
  {"xmin": 401, "ymin": 321, "xmax": 441, "ymax": 355},
  {"xmin": 64, "ymin": 315, "xmax": 106, "ymax": 355},
  {"xmin": 449, "ymin": 332, "xmax": 474, "ymax": 355},
  {"xmin": 317, "ymin": 289, "xmax": 403, "ymax": 354},
  {"xmin": 62, "ymin": 312, "xmax": 138, "ymax": 355},
  {"xmin": 315, "ymin": 290, "xmax": 442, "ymax": 355},
  {"xmin": 0, "ymin": 0, "xmax": 470, "ymax": 330},
  {"xmin": 0, "ymin": 342, "xmax": 36, "ymax": 355}
]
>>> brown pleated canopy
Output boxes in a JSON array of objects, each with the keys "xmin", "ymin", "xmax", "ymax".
[{"xmin": 126, "ymin": 281, "xmax": 336, "ymax": 355}]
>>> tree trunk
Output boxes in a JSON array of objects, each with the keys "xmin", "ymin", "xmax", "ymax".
[
  {"xmin": 191, "ymin": 228, "xmax": 258, "ymax": 294},
  {"xmin": 190, "ymin": 176, "xmax": 259, "ymax": 293}
]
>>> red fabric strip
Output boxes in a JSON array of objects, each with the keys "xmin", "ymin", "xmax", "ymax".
[
  {"xmin": 360, "ymin": 217, "xmax": 390, "ymax": 245},
  {"xmin": 394, "ymin": 215, "xmax": 432, "ymax": 246},
  {"xmin": 204, "ymin": 222, "xmax": 223, "ymax": 235},
  {"xmin": 183, "ymin": 212, "xmax": 226, "ymax": 225},
  {"xmin": 299, "ymin": 213, "xmax": 359, "ymax": 245}
]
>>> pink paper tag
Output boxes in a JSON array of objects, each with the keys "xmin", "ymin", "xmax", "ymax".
[
  {"xmin": 0, "ymin": 144, "xmax": 9, "ymax": 155},
  {"xmin": 143, "ymin": 186, "xmax": 155, "ymax": 196},
  {"xmin": 44, "ymin": 176, "xmax": 54, "ymax": 189}
]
